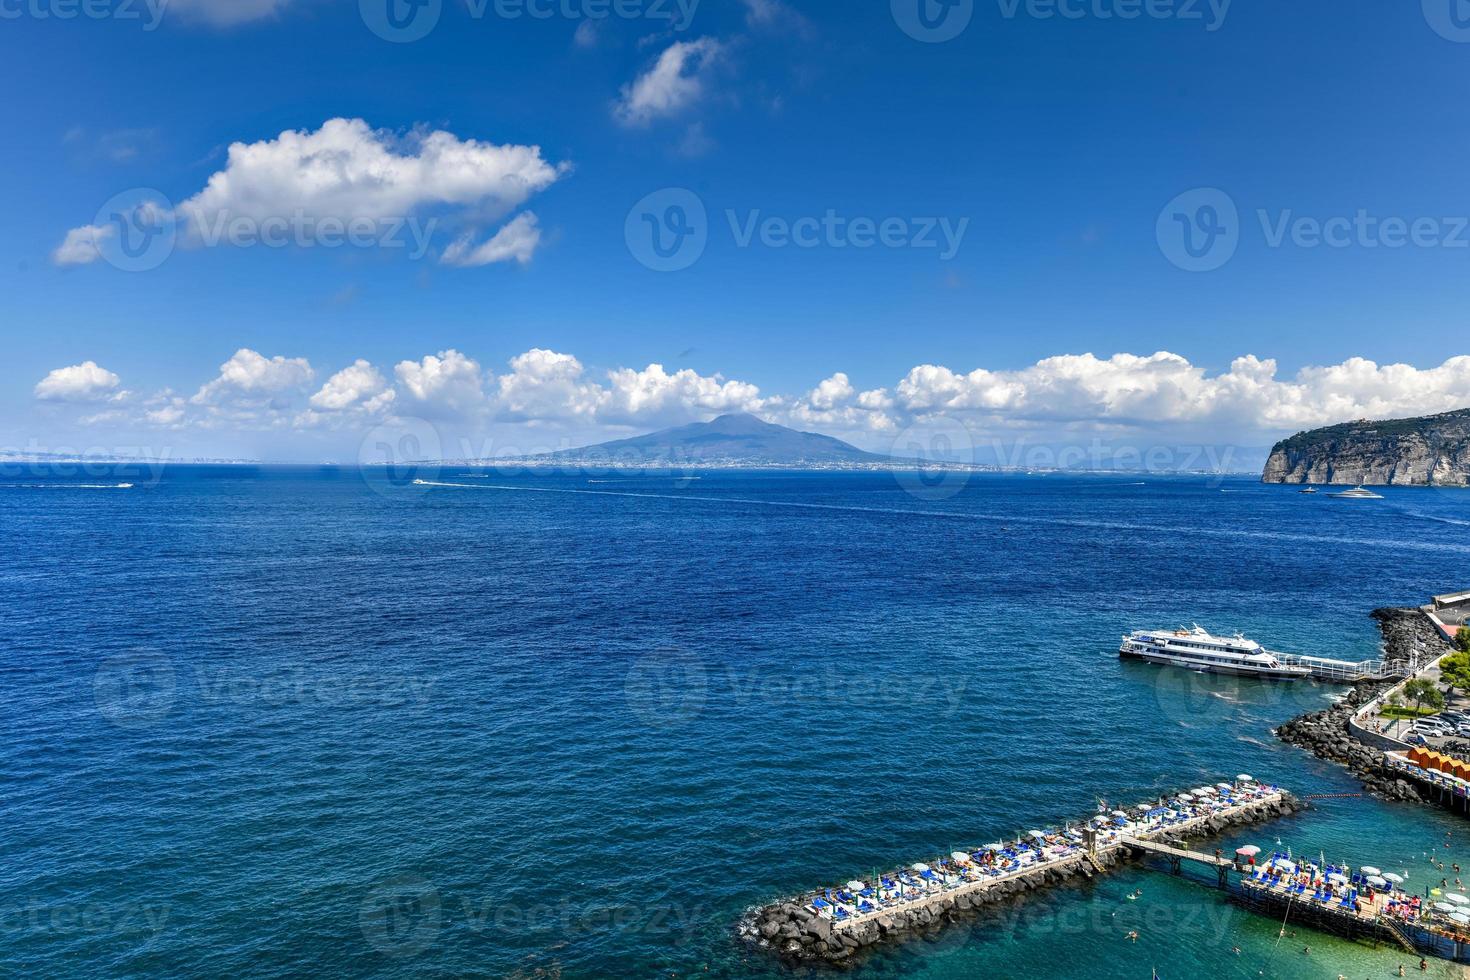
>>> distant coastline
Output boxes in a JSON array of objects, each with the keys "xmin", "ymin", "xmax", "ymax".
[{"xmin": 1, "ymin": 455, "xmax": 1255, "ymax": 477}]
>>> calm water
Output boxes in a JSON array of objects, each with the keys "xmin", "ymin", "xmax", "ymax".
[{"xmin": 5, "ymin": 466, "xmax": 1470, "ymax": 979}]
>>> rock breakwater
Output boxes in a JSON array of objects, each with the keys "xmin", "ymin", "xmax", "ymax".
[
  {"xmin": 741, "ymin": 793, "xmax": 1300, "ymax": 966},
  {"xmin": 1275, "ymin": 607, "xmax": 1452, "ymax": 803}
]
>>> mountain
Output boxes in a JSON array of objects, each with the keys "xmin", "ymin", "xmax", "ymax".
[
  {"xmin": 542, "ymin": 413, "xmax": 889, "ymax": 466},
  {"xmin": 1261, "ymin": 408, "xmax": 1470, "ymax": 486}
]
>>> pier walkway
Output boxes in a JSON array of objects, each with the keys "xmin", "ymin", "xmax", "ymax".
[
  {"xmin": 826, "ymin": 789, "xmax": 1286, "ymax": 934},
  {"xmin": 1118, "ymin": 836, "xmax": 1233, "ymax": 886},
  {"xmin": 1275, "ymin": 652, "xmax": 1398, "ymax": 683}
]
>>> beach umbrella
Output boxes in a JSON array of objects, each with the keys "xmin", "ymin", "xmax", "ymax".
[
  {"xmin": 1237, "ymin": 774, "xmax": 1254, "ymax": 782},
  {"xmin": 1110, "ymin": 811, "xmax": 1128, "ymax": 818},
  {"xmin": 1216, "ymin": 782, "xmax": 1233, "ymax": 790},
  {"xmin": 1360, "ymin": 866, "xmax": 1381, "ymax": 876},
  {"xmin": 1383, "ymin": 873, "xmax": 1405, "ymax": 884},
  {"xmin": 1367, "ymin": 875, "xmax": 1388, "ymax": 888},
  {"xmin": 984, "ymin": 843, "xmax": 1006, "ymax": 851},
  {"xmin": 951, "ymin": 851, "xmax": 972, "ymax": 864},
  {"xmin": 1435, "ymin": 902, "xmax": 1458, "ymax": 913},
  {"xmin": 910, "ymin": 863, "xmax": 930, "ymax": 872},
  {"xmin": 1236, "ymin": 845, "xmax": 1261, "ymax": 857},
  {"xmin": 1327, "ymin": 873, "xmax": 1348, "ymax": 885},
  {"xmin": 846, "ymin": 880, "xmax": 866, "ymax": 891},
  {"xmin": 1453, "ymin": 913, "xmax": 1470, "ymax": 926},
  {"xmin": 1028, "ymin": 830, "xmax": 1046, "ymax": 839},
  {"xmin": 1447, "ymin": 892, "xmax": 1470, "ymax": 905}
]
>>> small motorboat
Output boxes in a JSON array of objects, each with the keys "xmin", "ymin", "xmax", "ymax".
[{"xmin": 1298, "ymin": 486, "xmax": 1317, "ymax": 494}]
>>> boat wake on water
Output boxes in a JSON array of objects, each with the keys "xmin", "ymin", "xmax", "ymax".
[
  {"xmin": 0, "ymin": 482, "xmax": 134, "ymax": 489},
  {"xmin": 1389, "ymin": 506, "xmax": 1470, "ymax": 528}
]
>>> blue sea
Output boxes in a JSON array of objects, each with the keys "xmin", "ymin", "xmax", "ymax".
[{"xmin": 5, "ymin": 465, "xmax": 1470, "ymax": 979}]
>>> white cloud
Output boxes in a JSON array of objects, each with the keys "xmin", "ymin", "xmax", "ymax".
[
  {"xmin": 495, "ymin": 349, "xmax": 607, "ymax": 421},
  {"xmin": 573, "ymin": 19, "xmax": 600, "ymax": 48},
  {"xmin": 178, "ymin": 118, "xmax": 564, "ymax": 229},
  {"xmin": 892, "ymin": 352, "xmax": 1470, "ymax": 434},
  {"xmin": 807, "ymin": 373, "xmax": 854, "ymax": 410},
  {"xmin": 52, "ymin": 224, "xmax": 113, "ymax": 266},
  {"xmin": 35, "ymin": 361, "xmax": 122, "ymax": 402},
  {"xmin": 163, "ymin": 0, "xmax": 291, "ymax": 25},
  {"xmin": 394, "ymin": 349, "xmax": 488, "ymax": 417},
  {"xmin": 740, "ymin": 0, "xmax": 810, "ymax": 31},
  {"xmin": 614, "ymin": 38, "xmax": 723, "ymax": 127},
  {"xmin": 784, "ymin": 372, "xmax": 897, "ymax": 432},
  {"xmin": 478, "ymin": 351, "xmax": 767, "ymax": 427},
  {"xmin": 192, "ymin": 349, "xmax": 315, "ymax": 405},
  {"xmin": 309, "ymin": 359, "xmax": 396, "ymax": 413},
  {"xmin": 145, "ymin": 404, "xmax": 186, "ymax": 427},
  {"xmin": 50, "ymin": 347, "xmax": 1470, "ymax": 450},
  {"xmin": 56, "ymin": 118, "xmax": 568, "ymax": 265},
  {"xmin": 602, "ymin": 362, "xmax": 765, "ymax": 423},
  {"xmin": 440, "ymin": 212, "xmax": 542, "ymax": 267}
]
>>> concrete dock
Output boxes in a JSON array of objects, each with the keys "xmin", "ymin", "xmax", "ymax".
[
  {"xmin": 744, "ymin": 779, "xmax": 1297, "ymax": 964},
  {"xmin": 1232, "ymin": 860, "xmax": 1470, "ymax": 963}
]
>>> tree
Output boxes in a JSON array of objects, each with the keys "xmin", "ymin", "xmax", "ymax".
[
  {"xmin": 1457, "ymin": 627, "xmax": 1470, "ymax": 654},
  {"xmin": 1386, "ymin": 690, "xmax": 1407, "ymax": 735},
  {"xmin": 1404, "ymin": 677, "xmax": 1446, "ymax": 716},
  {"xmin": 1442, "ymin": 652, "xmax": 1470, "ymax": 695}
]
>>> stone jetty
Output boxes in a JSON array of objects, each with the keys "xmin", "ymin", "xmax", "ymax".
[
  {"xmin": 1276, "ymin": 606, "xmax": 1453, "ymax": 804},
  {"xmin": 741, "ymin": 785, "xmax": 1299, "ymax": 966},
  {"xmin": 1274, "ymin": 681, "xmax": 1423, "ymax": 801}
]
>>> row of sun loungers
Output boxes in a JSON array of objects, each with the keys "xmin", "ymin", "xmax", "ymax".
[{"xmin": 803, "ymin": 780, "xmax": 1282, "ymax": 921}]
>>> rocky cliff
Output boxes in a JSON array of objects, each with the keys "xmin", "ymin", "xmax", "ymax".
[{"xmin": 1261, "ymin": 408, "xmax": 1470, "ymax": 485}]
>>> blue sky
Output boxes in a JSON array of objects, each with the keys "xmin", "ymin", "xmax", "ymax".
[{"xmin": 7, "ymin": 0, "xmax": 1470, "ymax": 462}]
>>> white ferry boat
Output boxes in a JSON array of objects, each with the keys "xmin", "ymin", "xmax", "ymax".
[{"xmin": 1119, "ymin": 626, "xmax": 1311, "ymax": 680}]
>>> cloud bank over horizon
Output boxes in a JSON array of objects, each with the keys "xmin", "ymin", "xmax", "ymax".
[{"xmin": 26, "ymin": 347, "xmax": 1470, "ymax": 459}]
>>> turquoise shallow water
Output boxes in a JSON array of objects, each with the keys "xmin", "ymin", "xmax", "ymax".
[{"xmin": 4, "ymin": 467, "xmax": 1470, "ymax": 978}]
